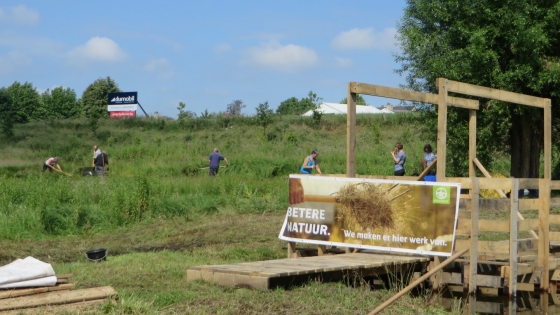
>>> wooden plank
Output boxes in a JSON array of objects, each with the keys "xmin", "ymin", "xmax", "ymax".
[
  {"xmin": 441, "ymin": 298, "xmax": 501, "ymax": 314},
  {"xmin": 0, "ymin": 284, "xmax": 75, "ymax": 300},
  {"xmin": 443, "ymin": 272, "xmax": 501, "ymax": 288},
  {"xmin": 478, "ymin": 177, "xmax": 512, "ymax": 190},
  {"xmin": 459, "ymin": 198, "xmax": 540, "ymax": 211},
  {"xmin": 0, "ymin": 299, "xmax": 107, "ymax": 315},
  {"xmin": 444, "ymin": 79, "xmax": 546, "ymax": 108},
  {"xmin": 346, "ymin": 87, "xmax": 356, "ymax": 177},
  {"xmin": 186, "ymin": 269, "xmax": 269, "ymax": 290},
  {"xmin": 348, "ymin": 81, "xmax": 479, "ymax": 109},
  {"xmin": 550, "ymin": 232, "xmax": 560, "ymax": 241},
  {"xmin": 509, "ymin": 179, "xmax": 519, "ymax": 296},
  {"xmin": 55, "ymin": 273, "xmax": 73, "ymax": 280},
  {"xmin": 549, "ymin": 214, "xmax": 560, "ymax": 225},
  {"xmin": 455, "ymin": 239, "xmax": 537, "ymax": 255},
  {"xmin": 0, "ymin": 286, "xmax": 117, "ymax": 311},
  {"xmin": 518, "ymin": 219, "xmax": 540, "ymax": 232}
]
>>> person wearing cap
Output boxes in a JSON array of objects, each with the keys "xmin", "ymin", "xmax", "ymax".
[
  {"xmin": 208, "ymin": 148, "xmax": 229, "ymax": 178},
  {"xmin": 300, "ymin": 149, "xmax": 322, "ymax": 175},
  {"xmin": 42, "ymin": 157, "xmax": 62, "ymax": 173}
]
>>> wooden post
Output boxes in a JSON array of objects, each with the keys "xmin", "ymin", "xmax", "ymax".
[
  {"xmin": 287, "ymin": 242, "xmax": 297, "ymax": 259},
  {"xmin": 469, "ymin": 110, "xmax": 476, "ymax": 197},
  {"xmin": 467, "ymin": 177, "xmax": 479, "ymax": 314},
  {"xmin": 469, "ymin": 178, "xmax": 479, "ymax": 293},
  {"xmin": 436, "ymin": 78, "xmax": 448, "ymax": 180},
  {"xmin": 509, "ymin": 179, "xmax": 519, "ymax": 297},
  {"xmin": 346, "ymin": 84, "xmax": 357, "ymax": 178},
  {"xmin": 538, "ymin": 178, "xmax": 550, "ymax": 291}
]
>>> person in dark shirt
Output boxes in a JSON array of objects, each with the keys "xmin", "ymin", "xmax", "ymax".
[
  {"xmin": 208, "ymin": 148, "xmax": 229, "ymax": 178},
  {"xmin": 94, "ymin": 150, "xmax": 109, "ymax": 176}
]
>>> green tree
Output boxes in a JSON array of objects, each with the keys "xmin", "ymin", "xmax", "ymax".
[
  {"xmin": 6, "ymin": 81, "xmax": 44, "ymax": 123},
  {"xmin": 0, "ymin": 88, "xmax": 15, "ymax": 139},
  {"xmin": 340, "ymin": 95, "xmax": 367, "ymax": 105},
  {"xmin": 177, "ymin": 102, "xmax": 196, "ymax": 119},
  {"xmin": 80, "ymin": 77, "xmax": 121, "ymax": 118},
  {"xmin": 255, "ymin": 101, "xmax": 274, "ymax": 135},
  {"xmin": 276, "ymin": 91, "xmax": 321, "ymax": 115},
  {"xmin": 396, "ymin": 0, "xmax": 560, "ymax": 178},
  {"xmin": 42, "ymin": 87, "xmax": 80, "ymax": 119}
]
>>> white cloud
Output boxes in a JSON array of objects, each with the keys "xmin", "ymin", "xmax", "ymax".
[
  {"xmin": 242, "ymin": 40, "xmax": 318, "ymax": 72},
  {"xmin": 0, "ymin": 5, "xmax": 39, "ymax": 26},
  {"xmin": 0, "ymin": 50, "xmax": 32, "ymax": 75},
  {"xmin": 143, "ymin": 58, "xmax": 173, "ymax": 79},
  {"xmin": 215, "ymin": 43, "xmax": 231, "ymax": 52},
  {"xmin": 334, "ymin": 57, "xmax": 353, "ymax": 68},
  {"xmin": 66, "ymin": 37, "xmax": 126, "ymax": 63},
  {"xmin": 331, "ymin": 27, "xmax": 397, "ymax": 50}
]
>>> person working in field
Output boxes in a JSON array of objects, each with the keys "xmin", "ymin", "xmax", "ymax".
[
  {"xmin": 421, "ymin": 143, "xmax": 437, "ymax": 175},
  {"xmin": 92, "ymin": 145, "xmax": 101, "ymax": 168},
  {"xmin": 94, "ymin": 150, "xmax": 109, "ymax": 176},
  {"xmin": 300, "ymin": 149, "xmax": 322, "ymax": 175},
  {"xmin": 208, "ymin": 148, "xmax": 229, "ymax": 178},
  {"xmin": 42, "ymin": 157, "xmax": 62, "ymax": 173},
  {"xmin": 390, "ymin": 142, "xmax": 406, "ymax": 176}
]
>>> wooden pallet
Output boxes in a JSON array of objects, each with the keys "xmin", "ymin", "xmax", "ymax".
[
  {"xmin": 187, "ymin": 252, "xmax": 429, "ymax": 290},
  {"xmin": 0, "ymin": 274, "xmax": 117, "ymax": 314}
]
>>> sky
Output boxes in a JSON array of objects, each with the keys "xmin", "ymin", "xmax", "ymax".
[{"xmin": 0, "ymin": 1, "xmax": 408, "ymax": 118}]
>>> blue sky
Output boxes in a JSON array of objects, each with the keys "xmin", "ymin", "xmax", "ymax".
[{"xmin": 0, "ymin": 1, "xmax": 408, "ymax": 118}]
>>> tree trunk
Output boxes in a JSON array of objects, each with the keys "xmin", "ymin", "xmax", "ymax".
[{"xmin": 510, "ymin": 108, "xmax": 542, "ymax": 179}]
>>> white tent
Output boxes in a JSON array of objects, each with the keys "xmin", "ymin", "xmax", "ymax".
[{"xmin": 301, "ymin": 102, "xmax": 390, "ymax": 116}]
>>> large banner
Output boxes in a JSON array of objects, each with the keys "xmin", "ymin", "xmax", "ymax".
[{"xmin": 279, "ymin": 175, "xmax": 461, "ymax": 256}]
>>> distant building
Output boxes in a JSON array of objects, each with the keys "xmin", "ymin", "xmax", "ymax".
[
  {"xmin": 379, "ymin": 102, "xmax": 415, "ymax": 113},
  {"xmin": 301, "ymin": 102, "xmax": 391, "ymax": 116}
]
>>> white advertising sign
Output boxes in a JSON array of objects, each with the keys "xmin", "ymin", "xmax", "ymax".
[{"xmin": 107, "ymin": 104, "xmax": 138, "ymax": 112}]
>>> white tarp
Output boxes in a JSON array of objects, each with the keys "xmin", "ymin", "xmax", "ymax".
[
  {"xmin": 301, "ymin": 103, "xmax": 390, "ymax": 116},
  {"xmin": 0, "ymin": 257, "xmax": 56, "ymax": 288}
]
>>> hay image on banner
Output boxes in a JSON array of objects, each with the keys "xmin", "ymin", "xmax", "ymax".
[{"xmin": 279, "ymin": 175, "xmax": 461, "ymax": 256}]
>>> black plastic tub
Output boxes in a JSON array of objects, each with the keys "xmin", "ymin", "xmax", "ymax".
[{"xmin": 85, "ymin": 248, "xmax": 107, "ymax": 262}]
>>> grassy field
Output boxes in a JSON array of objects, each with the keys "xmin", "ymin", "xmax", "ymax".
[{"xmin": 0, "ymin": 114, "xmax": 471, "ymax": 314}]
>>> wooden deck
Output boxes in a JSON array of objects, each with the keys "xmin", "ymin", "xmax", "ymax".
[{"xmin": 186, "ymin": 252, "xmax": 429, "ymax": 290}]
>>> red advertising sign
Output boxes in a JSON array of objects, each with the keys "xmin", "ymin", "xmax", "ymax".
[{"xmin": 110, "ymin": 111, "xmax": 136, "ymax": 118}]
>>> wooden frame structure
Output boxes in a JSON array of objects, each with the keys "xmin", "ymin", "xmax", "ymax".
[{"xmin": 343, "ymin": 79, "xmax": 557, "ymax": 313}]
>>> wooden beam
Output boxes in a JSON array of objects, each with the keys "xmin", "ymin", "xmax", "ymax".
[
  {"xmin": 346, "ymin": 85, "xmax": 357, "ymax": 177},
  {"xmin": 436, "ymin": 78, "xmax": 448, "ymax": 179},
  {"xmin": 348, "ymin": 82, "xmax": 479, "ymax": 109},
  {"xmin": 443, "ymin": 79, "xmax": 547, "ymax": 108}
]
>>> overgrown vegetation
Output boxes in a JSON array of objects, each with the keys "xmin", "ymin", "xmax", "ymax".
[{"xmin": 0, "ymin": 113, "xmax": 482, "ymax": 314}]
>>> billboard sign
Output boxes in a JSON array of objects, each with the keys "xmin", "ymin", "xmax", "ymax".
[
  {"xmin": 110, "ymin": 111, "xmax": 136, "ymax": 118},
  {"xmin": 279, "ymin": 175, "xmax": 461, "ymax": 256},
  {"xmin": 108, "ymin": 92, "xmax": 137, "ymax": 105}
]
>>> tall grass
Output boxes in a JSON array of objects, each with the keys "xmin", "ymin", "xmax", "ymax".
[{"xmin": 0, "ymin": 113, "xmax": 445, "ymax": 240}]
